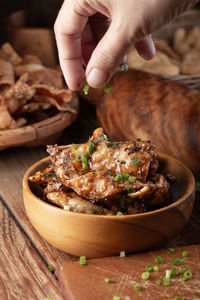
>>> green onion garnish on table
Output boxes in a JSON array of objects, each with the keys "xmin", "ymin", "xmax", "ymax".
[
  {"xmin": 153, "ymin": 266, "xmax": 160, "ymax": 272},
  {"xmin": 167, "ymin": 248, "xmax": 175, "ymax": 254},
  {"xmin": 181, "ymin": 270, "xmax": 192, "ymax": 282},
  {"xmin": 121, "ymin": 63, "xmax": 129, "ymax": 72},
  {"xmin": 124, "ymin": 296, "xmax": 131, "ymax": 300},
  {"xmin": 174, "ymin": 297, "xmax": 185, "ymax": 300},
  {"xmin": 104, "ymin": 277, "xmax": 116, "ymax": 284},
  {"xmin": 134, "ymin": 282, "xmax": 142, "ymax": 291},
  {"xmin": 80, "ymin": 256, "xmax": 87, "ymax": 265},
  {"xmin": 48, "ymin": 265, "xmax": 54, "ymax": 273},
  {"xmin": 128, "ymin": 176, "xmax": 136, "ymax": 183},
  {"xmin": 163, "ymin": 277, "xmax": 170, "ymax": 286},
  {"xmin": 117, "ymin": 211, "xmax": 123, "ymax": 216},
  {"xmin": 171, "ymin": 268, "xmax": 179, "ymax": 277},
  {"xmin": 156, "ymin": 280, "xmax": 161, "ymax": 286},
  {"xmin": 141, "ymin": 271, "xmax": 150, "ymax": 280},
  {"xmin": 155, "ymin": 256, "xmax": 163, "ymax": 264},
  {"xmin": 182, "ymin": 251, "xmax": 188, "ymax": 258},
  {"xmin": 120, "ymin": 251, "xmax": 126, "ymax": 258},
  {"xmin": 171, "ymin": 258, "xmax": 181, "ymax": 266},
  {"xmin": 113, "ymin": 297, "xmax": 120, "ymax": 300},
  {"xmin": 81, "ymin": 153, "xmax": 88, "ymax": 170},
  {"xmin": 146, "ymin": 265, "xmax": 154, "ymax": 272}
]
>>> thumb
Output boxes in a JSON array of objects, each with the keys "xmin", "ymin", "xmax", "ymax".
[{"xmin": 85, "ymin": 21, "xmax": 155, "ymax": 88}]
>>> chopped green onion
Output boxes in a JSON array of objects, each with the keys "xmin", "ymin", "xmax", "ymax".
[
  {"xmin": 64, "ymin": 205, "xmax": 70, "ymax": 211},
  {"xmin": 136, "ymin": 138, "xmax": 141, "ymax": 141},
  {"xmin": 121, "ymin": 63, "xmax": 129, "ymax": 72},
  {"xmin": 182, "ymin": 270, "xmax": 192, "ymax": 281},
  {"xmin": 126, "ymin": 187, "xmax": 136, "ymax": 193},
  {"xmin": 141, "ymin": 271, "xmax": 150, "ymax": 280},
  {"xmin": 83, "ymin": 80, "xmax": 90, "ymax": 95},
  {"xmin": 106, "ymin": 171, "xmax": 114, "ymax": 176},
  {"xmin": 119, "ymin": 160, "xmax": 126, "ymax": 164},
  {"xmin": 181, "ymin": 266, "xmax": 190, "ymax": 274},
  {"xmin": 122, "ymin": 173, "xmax": 129, "ymax": 181},
  {"xmin": 167, "ymin": 248, "xmax": 175, "ymax": 254},
  {"xmin": 116, "ymin": 211, "xmax": 123, "ymax": 216},
  {"xmin": 180, "ymin": 257, "xmax": 188, "ymax": 263},
  {"xmin": 75, "ymin": 154, "xmax": 81, "ymax": 161},
  {"xmin": 146, "ymin": 265, "xmax": 154, "ymax": 272},
  {"xmin": 120, "ymin": 251, "xmax": 126, "ymax": 258},
  {"xmin": 81, "ymin": 153, "xmax": 88, "ymax": 170},
  {"xmin": 128, "ymin": 176, "xmax": 136, "ymax": 183},
  {"xmin": 80, "ymin": 256, "xmax": 87, "ymax": 265},
  {"xmin": 73, "ymin": 144, "xmax": 78, "ymax": 150},
  {"xmin": 165, "ymin": 270, "xmax": 171, "ymax": 279},
  {"xmin": 113, "ymin": 297, "xmax": 120, "ymax": 300},
  {"xmin": 120, "ymin": 197, "xmax": 126, "ymax": 207},
  {"xmin": 174, "ymin": 297, "xmax": 184, "ymax": 300},
  {"xmin": 47, "ymin": 172, "xmax": 56, "ymax": 176},
  {"xmin": 87, "ymin": 141, "xmax": 95, "ymax": 155},
  {"xmin": 134, "ymin": 282, "xmax": 142, "ymax": 291},
  {"xmin": 106, "ymin": 142, "xmax": 119, "ymax": 148},
  {"xmin": 124, "ymin": 297, "xmax": 131, "ymax": 300},
  {"xmin": 153, "ymin": 266, "xmax": 159, "ymax": 272},
  {"xmin": 104, "ymin": 85, "xmax": 112, "ymax": 93},
  {"xmin": 171, "ymin": 268, "xmax": 179, "ymax": 277},
  {"xmin": 114, "ymin": 172, "xmax": 123, "ymax": 181},
  {"xmin": 182, "ymin": 251, "xmax": 188, "ymax": 258},
  {"xmin": 171, "ymin": 258, "xmax": 181, "ymax": 266},
  {"xmin": 155, "ymin": 256, "xmax": 163, "ymax": 265},
  {"xmin": 156, "ymin": 280, "xmax": 161, "ymax": 286},
  {"xmin": 45, "ymin": 298, "xmax": 52, "ymax": 300},
  {"xmin": 48, "ymin": 265, "xmax": 54, "ymax": 273},
  {"xmin": 132, "ymin": 157, "xmax": 141, "ymax": 165},
  {"xmin": 43, "ymin": 175, "xmax": 57, "ymax": 182},
  {"xmin": 104, "ymin": 277, "xmax": 116, "ymax": 284},
  {"xmin": 163, "ymin": 277, "xmax": 170, "ymax": 286}
]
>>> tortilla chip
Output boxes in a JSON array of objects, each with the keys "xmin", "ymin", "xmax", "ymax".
[
  {"xmin": 0, "ymin": 43, "xmax": 22, "ymax": 66},
  {"xmin": 0, "ymin": 58, "xmax": 15, "ymax": 87},
  {"xmin": 15, "ymin": 64, "xmax": 63, "ymax": 88},
  {"xmin": 33, "ymin": 85, "xmax": 75, "ymax": 112}
]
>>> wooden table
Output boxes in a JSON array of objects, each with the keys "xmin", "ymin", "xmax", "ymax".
[{"xmin": 0, "ymin": 98, "xmax": 200, "ymax": 299}]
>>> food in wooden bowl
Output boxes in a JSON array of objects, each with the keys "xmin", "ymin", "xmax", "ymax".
[
  {"xmin": 0, "ymin": 43, "xmax": 79, "ymax": 149},
  {"xmin": 23, "ymin": 128, "xmax": 195, "ymax": 258}
]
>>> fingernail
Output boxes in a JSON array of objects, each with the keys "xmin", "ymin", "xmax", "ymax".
[{"xmin": 87, "ymin": 68, "xmax": 109, "ymax": 88}]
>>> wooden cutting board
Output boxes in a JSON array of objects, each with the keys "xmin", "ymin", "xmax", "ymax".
[{"xmin": 58, "ymin": 244, "xmax": 200, "ymax": 300}]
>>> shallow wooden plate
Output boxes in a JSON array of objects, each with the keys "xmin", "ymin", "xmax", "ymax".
[{"xmin": 0, "ymin": 93, "xmax": 79, "ymax": 151}]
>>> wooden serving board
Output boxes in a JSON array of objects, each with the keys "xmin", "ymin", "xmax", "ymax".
[{"xmin": 58, "ymin": 244, "xmax": 200, "ymax": 300}]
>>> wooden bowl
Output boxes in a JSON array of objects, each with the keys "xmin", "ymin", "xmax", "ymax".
[
  {"xmin": 0, "ymin": 94, "xmax": 79, "ymax": 151},
  {"xmin": 23, "ymin": 153, "xmax": 195, "ymax": 258}
]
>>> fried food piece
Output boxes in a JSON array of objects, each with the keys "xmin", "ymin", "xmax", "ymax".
[
  {"xmin": 0, "ymin": 58, "xmax": 15, "ymax": 88},
  {"xmin": 5, "ymin": 73, "xmax": 35, "ymax": 114},
  {"xmin": 21, "ymin": 54, "xmax": 42, "ymax": 65},
  {"xmin": 46, "ymin": 191, "xmax": 111, "ymax": 215},
  {"xmin": 15, "ymin": 64, "xmax": 63, "ymax": 88},
  {"xmin": 47, "ymin": 128, "xmax": 169, "ymax": 205},
  {"xmin": 0, "ymin": 43, "xmax": 22, "ymax": 66},
  {"xmin": 0, "ymin": 96, "xmax": 16, "ymax": 129},
  {"xmin": 127, "ymin": 49, "xmax": 180, "ymax": 76}
]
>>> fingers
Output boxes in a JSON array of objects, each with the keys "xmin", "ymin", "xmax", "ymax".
[
  {"xmin": 86, "ymin": 20, "xmax": 133, "ymax": 88},
  {"xmin": 135, "ymin": 36, "xmax": 156, "ymax": 60},
  {"xmin": 54, "ymin": 1, "xmax": 96, "ymax": 90}
]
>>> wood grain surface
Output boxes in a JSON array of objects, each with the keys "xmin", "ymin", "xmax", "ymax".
[
  {"xmin": 0, "ymin": 98, "xmax": 199, "ymax": 299},
  {"xmin": 96, "ymin": 70, "xmax": 200, "ymax": 177},
  {"xmin": 0, "ymin": 201, "xmax": 63, "ymax": 300},
  {"xmin": 58, "ymin": 244, "xmax": 200, "ymax": 300}
]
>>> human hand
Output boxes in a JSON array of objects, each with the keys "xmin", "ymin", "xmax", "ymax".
[{"xmin": 54, "ymin": 0, "xmax": 197, "ymax": 90}]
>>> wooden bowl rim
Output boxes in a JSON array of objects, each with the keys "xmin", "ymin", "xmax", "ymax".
[
  {"xmin": 23, "ymin": 152, "xmax": 195, "ymax": 219},
  {"xmin": 0, "ymin": 111, "xmax": 76, "ymax": 136}
]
